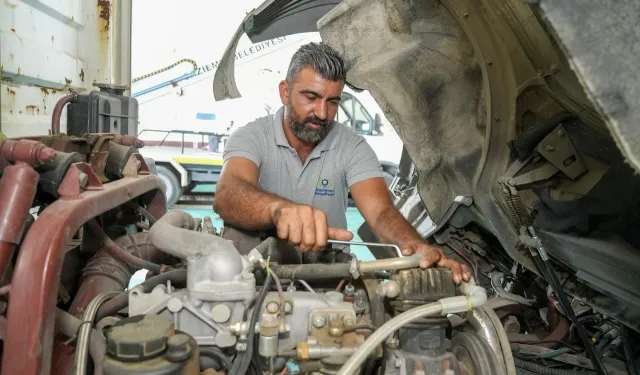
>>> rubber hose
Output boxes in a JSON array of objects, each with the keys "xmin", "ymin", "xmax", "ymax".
[
  {"xmin": 199, "ymin": 347, "xmax": 233, "ymax": 372},
  {"xmin": 88, "ymin": 219, "xmax": 165, "ymax": 273},
  {"xmin": 270, "ymin": 263, "xmax": 351, "ymax": 280},
  {"xmin": 254, "ymin": 237, "xmax": 277, "ymax": 256},
  {"xmin": 95, "ymin": 268, "xmax": 187, "ymax": 320},
  {"xmin": 514, "ymin": 359, "xmax": 596, "ymax": 375},
  {"xmin": 483, "ymin": 305, "xmax": 517, "ymax": 375}
]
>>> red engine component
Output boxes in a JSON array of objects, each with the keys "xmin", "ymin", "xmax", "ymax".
[{"xmin": 0, "ymin": 130, "xmax": 167, "ymax": 375}]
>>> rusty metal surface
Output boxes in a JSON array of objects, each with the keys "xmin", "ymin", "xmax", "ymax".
[
  {"xmin": 113, "ymin": 134, "xmax": 145, "ymax": 148},
  {"xmin": 0, "ymin": 139, "xmax": 56, "ymax": 168},
  {"xmin": 1, "ymin": 168, "xmax": 166, "ymax": 375},
  {"xmin": 0, "ymin": 163, "xmax": 39, "ymax": 279}
]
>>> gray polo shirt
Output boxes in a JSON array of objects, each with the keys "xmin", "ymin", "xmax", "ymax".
[{"xmin": 223, "ymin": 106, "xmax": 383, "ymax": 240}]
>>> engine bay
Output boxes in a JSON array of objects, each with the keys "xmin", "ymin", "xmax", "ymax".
[{"xmin": 0, "ymin": 125, "xmax": 636, "ymax": 375}]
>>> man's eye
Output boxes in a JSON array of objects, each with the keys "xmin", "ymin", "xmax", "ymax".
[{"xmin": 305, "ymin": 96, "xmax": 316, "ymax": 101}]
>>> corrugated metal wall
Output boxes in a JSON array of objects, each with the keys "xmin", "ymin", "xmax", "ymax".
[{"xmin": 0, "ymin": 0, "xmax": 132, "ymax": 136}]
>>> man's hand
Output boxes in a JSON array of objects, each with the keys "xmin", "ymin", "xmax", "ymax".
[
  {"xmin": 401, "ymin": 241, "xmax": 471, "ymax": 284},
  {"xmin": 270, "ymin": 202, "xmax": 353, "ymax": 252}
]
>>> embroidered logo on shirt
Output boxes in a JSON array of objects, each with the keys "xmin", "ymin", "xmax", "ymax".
[{"xmin": 315, "ymin": 177, "xmax": 335, "ymax": 196}]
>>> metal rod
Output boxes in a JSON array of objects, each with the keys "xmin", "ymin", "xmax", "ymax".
[
  {"xmin": 327, "ymin": 239, "xmax": 402, "ymax": 257},
  {"xmin": 527, "ymin": 226, "xmax": 609, "ymax": 375}
]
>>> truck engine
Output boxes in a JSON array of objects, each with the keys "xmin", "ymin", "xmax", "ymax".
[{"xmin": 0, "ymin": 90, "xmax": 504, "ymax": 375}]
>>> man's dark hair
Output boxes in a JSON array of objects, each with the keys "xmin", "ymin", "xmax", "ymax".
[{"xmin": 285, "ymin": 42, "xmax": 347, "ymax": 84}]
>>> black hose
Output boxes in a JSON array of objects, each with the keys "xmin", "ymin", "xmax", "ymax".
[
  {"xmin": 621, "ymin": 326, "xmax": 639, "ymax": 375},
  {"xmin": 255, "ymin": 237, "xmax": 277, "ymax": 256},
  {"xmin": 199, "ymin": 347, "xmax": 233, "ymax": 372},
  {"xmin": 229, "ymin": 272, "xmax": 272, "ymax": 375},
  {"xmin": 514, "ymin": 359, "xmax": 596, "ymax": 375},
  {"xmin": 270, "ymin": 263, "xmax": 351, "ymax": 280},
  {"xmin": 95, "ymin": 268, "xmax": 187, "ymax": 320}
]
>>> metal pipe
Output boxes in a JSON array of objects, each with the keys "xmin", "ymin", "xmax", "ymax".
[
  {"xmin": 55, "ymin": 309, "xmax": 106, "ymax": 375},
  {"xmin": 358, "ymin": 254, "xmax": 423, "ymax": 273},
  {"xmin": 51, "ymin": 92, "xmax": 78, "ymax": 135},
  {"xmin": 327, "ymin": 239, "xmax": 402, "ymax": 257},
  {"xmin": 75, "ymin": 292, "xmax": 119, "ymax": 375},
  {"xmin": 148, "ymin": 209, "xmax": 241, "ymax": 260},
  {"xmin": 0, "ymin": 162, "xmax": 39, "ymax": 280},
  {"xmin": 1, "ymin": 172, "xmax": 166, "ymax": 375}
]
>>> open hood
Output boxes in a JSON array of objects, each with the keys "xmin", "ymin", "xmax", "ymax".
[{"xmin": 213, "ymin": 0, "xmax": 640, "ymax": 176}]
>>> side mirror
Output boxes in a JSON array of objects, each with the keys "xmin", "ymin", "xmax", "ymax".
[{"xmin": 374, "ymin": 114, "xmax": 383, "ymax": 135}]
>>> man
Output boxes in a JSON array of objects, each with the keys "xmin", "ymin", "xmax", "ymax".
[{"xmin": 214, "ymin": 42, "xmax": 470, "ymax": 284}]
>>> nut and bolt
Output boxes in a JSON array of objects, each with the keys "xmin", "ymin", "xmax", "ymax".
[
  {"xmin": 343, "ymin": 284, "xmax": 355, "ymax": 296},
  {"xmin": 313, "ymin": 316, "xmax": 326, "ymax": 328},
  {"xmin": 284, "ymin": 301, "xmax": 293, "ymax": 313},
  {"xmin": 343, "ymin": 316, "xmax": 356, "ymax": 327},
  {"xmin": 279, "ymin": 322, "xmax": 291, "ymax": 333},
  {"xmin": 236, "ymin": 342, "xmax": 248, "ymax": 352},
  {"xmin": 558, "ymin": 129, "xmax": 565, "ymax": 137},
  {"xmin": 386, "ymin": 337, "xmax": 400, "ymax": 350},
  {"xmin": 545, "ymin": 145, "xmax": 555, "ymax": 152},
  {"xmin": 266, "ymin": 301, "xmax": 280, "ymax": 314}
]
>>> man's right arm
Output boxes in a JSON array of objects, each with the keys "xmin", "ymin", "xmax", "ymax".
[{"xmin": 213, "ymin": 157, "xmax": 287, "ymax": 230}]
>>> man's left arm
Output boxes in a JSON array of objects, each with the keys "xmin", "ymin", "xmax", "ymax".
[{"xmin": 346, "ymin": 140, "xmax": 470, "ymax": 284}]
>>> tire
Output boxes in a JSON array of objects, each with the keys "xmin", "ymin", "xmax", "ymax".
[{"xmin": 156, "ymin": 165, "xmax": 181, "ymax": 207}]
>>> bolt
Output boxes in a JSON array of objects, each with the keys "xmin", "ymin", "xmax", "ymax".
[
  {"xmin": 463, "ymin": 12, "xmax": 469, "ymax": 17},
  {"xmin": 386, "ymin": 337, "xmax": 400, "ymax": 350},
  {"xmin": 78, "ymin": 172, "xmax": 88, "ymax": 188},
  {"xmin": 355, "ymin": 295, "xmax": 366, "ymax": 308},
  {"xmin": 236, "ymin": 342, "xmax": 247, "ymax": 352},
  {"xmin": 344, "ymin": 284, "xmax": 355, "ymax": 296},
  {"xmin": 266, "ymin": 301, "xmax": 279, "ymax": 314},
  {"xmin": 313, "ymin": 316, "xmax": 326, "ymax": 328},
  {"xmin": 284, "ymin": 301, "xmax": 293, "ymax": 313},
  {"xmin": 343, "ymin": 316, "xmax": 356, "ymax": 327},
  {"xmin": 545, "ymin": 145, "xmax": 555, "ymax": 152},
  {"xmin": 558, "ymin": 129, "xmax": 566, "ymax": 137}
]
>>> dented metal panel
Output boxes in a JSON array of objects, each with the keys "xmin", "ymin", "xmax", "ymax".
[{"xmin": 1, "ymin": 0, "xmax": 132, "ymax": 137}]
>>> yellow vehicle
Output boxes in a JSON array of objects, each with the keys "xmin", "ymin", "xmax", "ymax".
[{"xmin": 137, "ymin": 129, "xmax": 224, "ymax": 206}]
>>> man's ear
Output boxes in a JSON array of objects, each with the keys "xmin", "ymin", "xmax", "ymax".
[{"xmin": 279, "ymin": 80, "xmax": 290, "ymax": 105}]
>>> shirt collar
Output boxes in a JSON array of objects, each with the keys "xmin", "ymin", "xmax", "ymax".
[{"xmin": 272, "ymin": 106, "xmax": 340, "ymax": 152}]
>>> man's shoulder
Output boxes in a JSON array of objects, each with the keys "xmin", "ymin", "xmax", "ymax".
[
  {"xmin": 332, "ymin": 122, "xmax": 366, "ymax": 148},
  {"xmin": 230, "ymin": 113, "xmax": 273, "ymax": 139}
]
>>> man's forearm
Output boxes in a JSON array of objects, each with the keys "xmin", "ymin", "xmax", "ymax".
[
  {"xmin": 213, "ymin": 178, "xmax": 291, "ymax": 231},
  {"xmin": 371, "ymin": 206, "xmax": 423, "ymax": 248}
]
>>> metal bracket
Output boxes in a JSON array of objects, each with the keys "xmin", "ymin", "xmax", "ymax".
[
  {"xmin": 536, "ymin": 125, "xmax": 587, "ymax": 179},
  {"xmin": 57, "ymin": 162, "xmax": 104, "ymax": 200}
]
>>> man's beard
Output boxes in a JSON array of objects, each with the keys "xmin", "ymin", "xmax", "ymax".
[{"xmin": 286, "ymin": 103, "xmax": 332, "ymax": 143}]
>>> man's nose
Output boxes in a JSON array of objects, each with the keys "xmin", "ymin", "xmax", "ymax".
[{"xmin": 314, "ymin": 101, "xmax": 328, "ymax": 120}]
